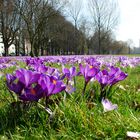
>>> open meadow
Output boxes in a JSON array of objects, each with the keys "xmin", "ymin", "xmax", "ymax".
[{"xmin": 0, "ymin": 55, "xmax": 140, "ymax": 139}]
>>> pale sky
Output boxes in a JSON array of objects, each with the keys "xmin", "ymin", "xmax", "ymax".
[
  {"xmin": 69, "ymin": 0, "xmax": 140, "ymax": 47},
  {"xmin": 116, "ymin": 0, "xmax": 140, "ymax": 47}
]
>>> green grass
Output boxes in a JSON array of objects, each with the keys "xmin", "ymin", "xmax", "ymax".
[{"xmin": 0, "ymin": 63, "xmax": 140, "ymax": 139}]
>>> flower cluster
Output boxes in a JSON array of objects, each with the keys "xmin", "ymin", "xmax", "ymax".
[
  {"xmin": 96, "ymin": 66, "xmax": 128, "ymax": 88},
  {"xmin": 6, "ymin": 69, "xmax": 66, "ymax": 101},
  {"xmin": 5, "ymin": 57, "xmax": 128, "ymax": 113}
]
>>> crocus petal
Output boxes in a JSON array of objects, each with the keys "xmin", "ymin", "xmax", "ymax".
[
  {"xmin": 79, "ymin": 64, "xmax": 84, "ymax": 75},
  {"xmin": 102, "ymin": 98, "xmax": 118, "ymax": 112},
  {"xmin": 70, "ymin": 67, "xmax": 76, "ymax": 77},
  {"xmin": 19, "ymin": 85, "xmax": 43, "ymax": 101},
  {"xmin": 65, "ymin": 84, "xmax": 75, "ymax": 94},
  {"xmin": 47, "ymin": 67, "xmax": 55, "ymax": 75},
  {"xmin": 102, "ymin": 70, "xmax": 108, "ymax": 75},
  {"xmin": 88, "ymin": 67, "xmax": 99, "ymax": 77},
  {"xmin": 109, "ymin": 66, "xmax": 120, "ymax": 76},
  {"xmin": 16, "ymin": 69, "xmax": 30, "ymax": 87},
  {"xmin": 34, "ymin": 64, "xmax": 48, "ymax": 73},
  {"xmin": 79, "ymin": 64, "xmax": 99, "ymax": 83},
  {"xmin": 39, "ymin": 75, "xmax": 50, "ymax": 90},
  {"xmin": 62, "ymin": 68, "xmax": 69, "ymax": 74},
  {"xmin": 117, "ymin": 72, "xmax": 128, "ymax": 81},
  {"xmin": 51, "ymin": 81, "xmax": 66, "ymax": 94},
  {"xmin": 45, "ymin": 107, "xmax": 53, "ymax": 115},
  {"xmin": 6, "ymin": 74, "xmax": 24, "ymax": 94},
  {"xmin": 12, "ymin": 81, "xmax": 25, "ymax": 95},
  {"xmin": 16, "ymin": 69, "xmax": 40, "ymax": 87},
  {"xmin": 127, "ymin": 131, "xmax": 140, "ymax": 139},
  {"xmin": 60, "ymin": 74, "xmax": 66, "ymax": 80},
  {"xmin": 6, "ymin": 74, "xmax": 16, "ymax": 83},
  {"xmin": 118, "ymin": 85, "xmax": 126, "ymax": 91}
]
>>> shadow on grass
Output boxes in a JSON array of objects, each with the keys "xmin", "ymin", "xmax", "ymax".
[
  {"xmin": 0, "ymin": 101, "xmax": 48, "ymax": 137},
  {"xmin": 0, "ymin": 102, "xmax": 28, "ymax": 133}
]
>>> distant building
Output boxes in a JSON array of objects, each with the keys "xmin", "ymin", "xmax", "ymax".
[
  {"xmin": 0, "ymin": 43, "xmax": 4, "ymax": 56},
  {"xmin": 25, "ymin": 39, "xmax": 31, "ymax": 55},
  {"xmin": 0, "ymin": 33, "xmax": 16, "ymax": 56},
  {"xmin": 133, "ymin": 47, "xmax": 140, "ymax": 54}
]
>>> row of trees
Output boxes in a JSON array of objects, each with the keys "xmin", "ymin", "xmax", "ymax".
[{"xmin": 0, "ymin": 0, "xmax": 132, "ymax": 56}]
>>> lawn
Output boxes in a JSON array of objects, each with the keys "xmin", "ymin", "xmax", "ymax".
[{"xmin": 0, "ymin": 55, "xmax": 140, "ymax": 140}]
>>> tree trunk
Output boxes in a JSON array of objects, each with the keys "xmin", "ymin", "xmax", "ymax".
[
  {"xmin": 30, "ymin": 45, "xmax": 34, "ymax": 57},
  {"xmin": 98, "ymin": 27, "xmax": 101, "ymax": 54},
  {"xmin": 22, "ymin": 36, "xmax": 25, "ymax": 56},
  {"xmin": 30, "ymin": 40, "xmax": 34, "ymax": 57},
  {"xmin": 34, "ymin": 45, "xmax": 39, "ymax": 57},
  {"xmin": 4, "ymin": 42, "xmax": 9, "ymax": 56},
  {"xmin": 41, "ymin": 46, "xmax": 44, "ymax": 56}
]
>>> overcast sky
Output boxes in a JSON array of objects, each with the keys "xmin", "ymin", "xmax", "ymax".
[
  {"xmin": 70, "ymin": 0, "xmax": 140, "ymax": 47},
  {"xmin": 116, "ymin": 0, "xmax": 140, "ymax": 47}
]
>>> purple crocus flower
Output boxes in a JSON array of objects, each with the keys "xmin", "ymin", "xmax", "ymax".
[
  {"xmin": 102, "ymin": 98, "xmax": 118, "ymax": 112},
  {"xmin": 6, "ymin": 69, "xmax": 42, "ymax": 101},
  {"xmin": 7, "ymin": 68, "xmax": 66, "ymax": 102},
  {"xmin": 62, "ymin": 66, "xmax": 77, "ymax": 80},
  {"xmin": 51, "ymin": 69, "xmax": 62, "ymax": 80},
  {"xmin": 96, "ymin": 66, "xmax": 127, "ymax": 100},
  {"xmin": 96, "ymin": 70, "xmax": 109, "ymax": 89},
  {"xmin": 6, "ymin": 74, "xmax": 25, "ymax": 95},
  {"xmin": 33, "ymin": 64, "xmax": 48, "ymax": 73},
  {"xmin": 108, "ymin": 66, "xmax": 128, "ymax": 86},
  {"xmin": 96, "ymin": 66, "xmax": 127, "ymax": 88},
  {"xmin": 47, "ymin": 67, "xmax": 56, "ymax": 75},
  {"xmin": 65, "ymin": 84, "xmax": 76, "ymax": 94},
  {"xmin": 15, "ymin": 69, "xmax": 40, "ymax": 87},
  {"xmin": 38, "ymin": 75, "xmax": 66, "ymax": 96},
  {"xmin": 19, "ymin": 85, "xmax": 44, "ymax": 101},
  {"xmin": 79, "ymin": 64, "xmax": 99, "ymax": 83},
  {"xmin": 79, "ymin": 64, "xmax": 99, "ymax": 95},
  {"xmin": 62, "ymin": 66, "xmax": 77, "ymax": 91},
  {"xmin": 86, "ymin": 57, "xmax": 100, "ymax": 68}
]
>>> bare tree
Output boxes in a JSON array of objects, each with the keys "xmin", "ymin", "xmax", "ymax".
[
  {"xmin": 14, "ymin": 0, "xmax": 47, "ymax": 56},
  {"xmin": 78, "ymin": 18, "xmax": 91, "ymax": 54},
  {"xmin": 88, "ymin": 0, "xmax": 119, "ymax": 54},
  {"xmin": 0, "ymin": 0, "xmax": 20, "ymax": 56},
  {"xmin": 127, "ymin": 39, "xmax": 134, "ymax": 54},
  {"xmin": 15, "ymin": 0, "xmax": 67, "ymax": 57},
  {"xmin": 66, "ymin": 0, "xmax": 83, "ymax": 54}
]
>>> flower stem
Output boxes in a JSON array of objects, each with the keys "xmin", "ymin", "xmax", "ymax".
[
  {"xmin": 74, "ymin": 77, "xmax": 76, "ymax": 88},
  {"xmin": 82, "ymin": 81, "xmax": 87, "ymax": 96},
  {"xmin": 45, "ymin": 96, "xmax": 50, "ymax": 106},
  {"xmin": 99, "ymin": 88, "xmax": 106, "ymax": 102}
]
